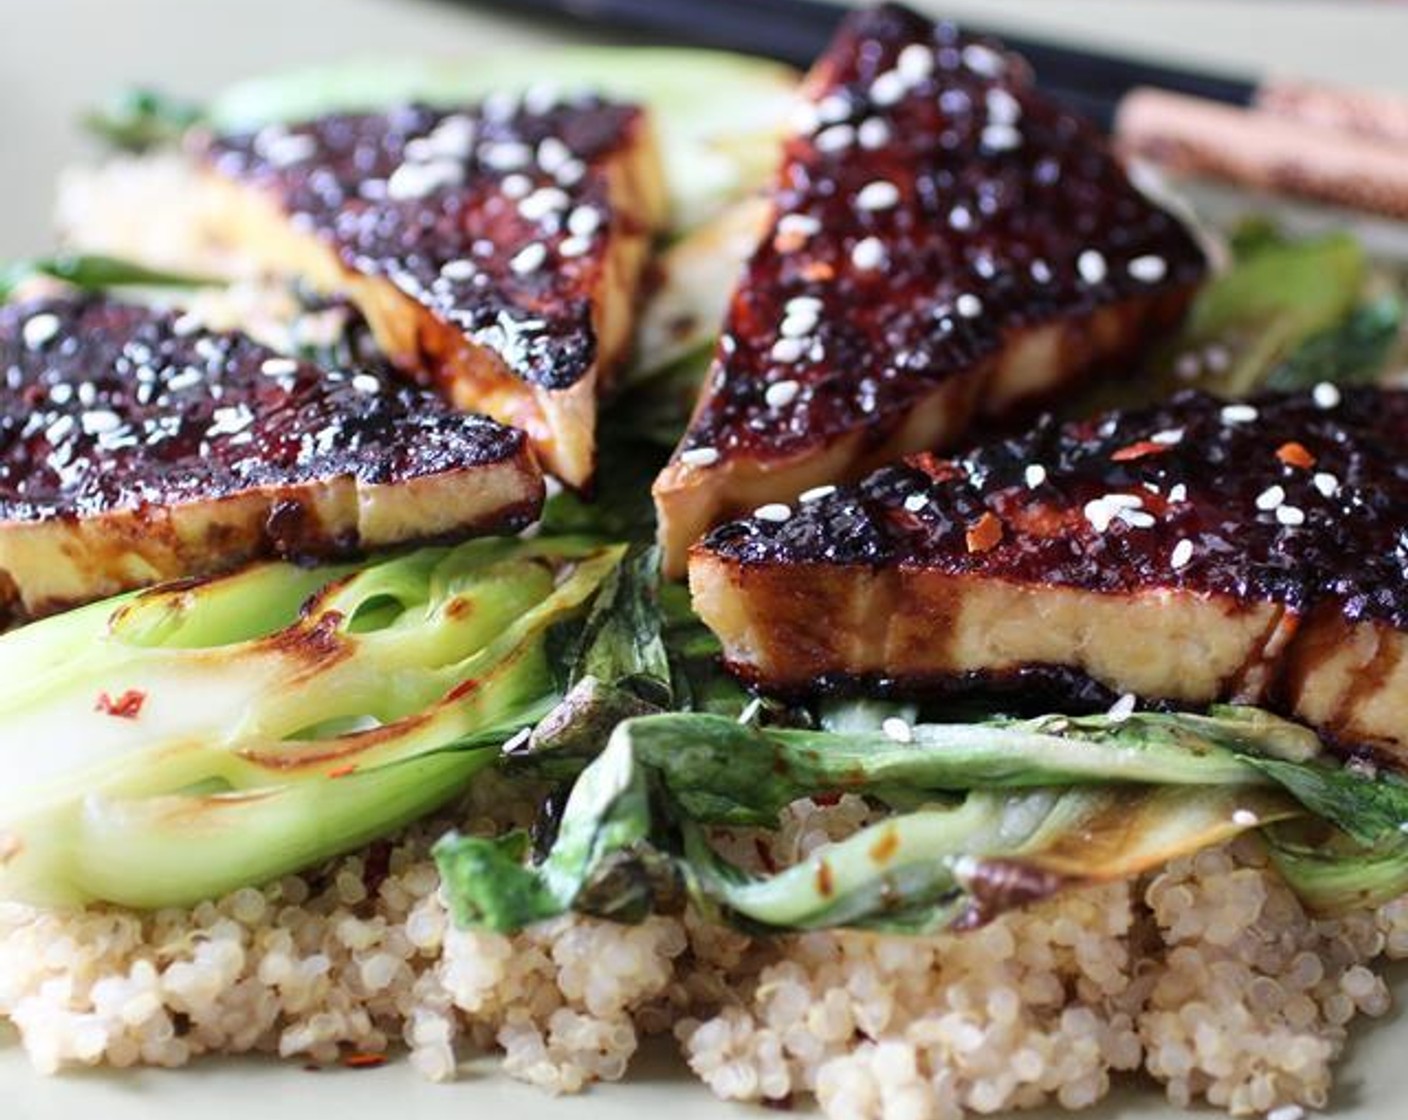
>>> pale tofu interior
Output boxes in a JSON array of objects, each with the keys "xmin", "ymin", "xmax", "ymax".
[
  {"xmin": 0, "ymin": 454, "xmax": 541, "ymax": 622},
  {"xmin": 692, "ymin": 554, "xmax": 1408, "ymax": 763}
]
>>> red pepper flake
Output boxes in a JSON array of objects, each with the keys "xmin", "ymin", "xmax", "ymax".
[
  {"xmin": 811, "ymin": 790, "xmax": 843, "ymax": 807},
  {"xmin": 95, "ymin": 689, "xmax": 146, "ymax": 719},
  {"xmin": 800, "ymin": 261, "xmax": 835, "ymax": 282},
  {"xmin": 1110, "ymin": 440, "xmax": 1171, "ymax": 462},
  {"xmin": 327, "ymin": 763, "xmax": 358, "ymax": 779},
  {"xmin": 343, "ymin": 1052, "xmax": 387, "ymax": 1069},
  {"xmin": 965, "ymin": 512, "xmax": 1004, "ymax": 553},
  {"xmin": 1276, "ymin": 441, "xmax": 1316, "ymax": 469}
]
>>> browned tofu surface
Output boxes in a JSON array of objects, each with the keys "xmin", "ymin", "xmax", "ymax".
[
  {"xmin": 691, "ymin": 386, "xmax": 1408, "ymax": 762},
  {"xmin": 201, "ymin": 95, "xmax": 667, "ymax": 488},
  {"xmin": 0, "ymin": 296, "xmax": 543, "ymax": 623},
  {"xmin": 654, "ymin": 4, "xmax": 1205, "ymax": 576}
]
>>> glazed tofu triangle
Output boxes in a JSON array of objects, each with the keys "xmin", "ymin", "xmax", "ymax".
[
  {"xmin": 654, "ymin": 2, "xmax": 1206, "ymax": 576},
  {"xmin": 0, "ymin": 296, "xmax": 542, "ymax": 623},
  {"xmin": 691, "ymin": 385, "xmax": 1408, "ymax": 762},
  {"xmin": 202, "ymin": 92, "xmax": 666, "ymax": 488}
]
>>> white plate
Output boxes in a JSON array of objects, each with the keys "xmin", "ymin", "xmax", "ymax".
[{"xmin": 4, "ymin": 1, "xmax": 1408, "ymax": 1117}]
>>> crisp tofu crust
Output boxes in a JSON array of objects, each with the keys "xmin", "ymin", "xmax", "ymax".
[
  {"xmin": 691, "ymin": 387, "xmax": 1408, "ymax": 762},
  {"xmin": 202, "ymin": 96, "xmax": 667, "ymax": 488},
  {"xmin": 0, "ymin": 297, "xmax": 543, "ymax": 622},
  {"xmin": 654, "ymin": 4, "xmax": 1205, "ymax": 576}
]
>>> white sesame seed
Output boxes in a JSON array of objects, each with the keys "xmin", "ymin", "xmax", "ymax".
[
  {"xmin": 262, "ymin": 132, "xmax": 318, "ymax": 167},
  {"xmin": 785, "ymin": 296, "xmax": 823, "ymax": 317},
  {"xmin": 1168, "ymin": 483, "xmax": 1188, "ymax": 503},
  {"xmin": 559, "ymin": 236, "xmax": 591, "ymax": 258},
  {"xmin": 81, "ymin": 410, "xmax": 122, "ymax": 436},
  {"xmin": 816, "ymin": 93, "xmax": 851, "ymax": 124},
  {"xmin": 481, "ymin": 141, "xmax": 532, "ymax": 171},
  {"xmin": 765, "ymin": 379, "xmax": 801, "ymax": 408},
  {"xmin": 21, "ymin": 314, "xmax": 60, "ymax": 349},
  {"xmin": 754, "ymin": 503, "xmax": 792, "ymax": 523},
  {"xmin": 851, "ymin": 236, "xmax": 886, "ymax": 270},
  {"xmin": 778, "ymin": 213, "xmax": 821, "ymax": 239},
  {"xmin": 386, "ymin": 158, "xmax": 463, "ymax": 200},
  {"xmin": 260, "ymin": 357, "xmax": 299, "ymax": 377},
  {"xmin": 1232, "ymin": 808, "xmax": 1261, "ymax": 827},
  {"xmin": 500, "ymin": 173, "xmax": 532, "ymax": 200},
  {"xmin": 1170, "ymin": 539, "xmax": 1194, "ymax": 570},
  {"xmin": 955, "ymin": 293, "xmax": 984, "ymax": 319},
  {"xmin": 680, "ymin": 446, "xmax": 720, "ymax": 468},
  {"xmin": 1150, "ymin": 427, "xmax": 1184, "ymax": 445},
  {"xmin": 1276, "ymin": 505, "xmax": 1306, "ymax": 527},
  {"xmin": 779, "ymin": 311, "xmax": 817, "ymax": 338},
  {"xmin": 1255, "ymin": 485, "xmax": 1286, "ymax": 511},
  {"xmin": 961, "ymin": 43, "xmax": 1007, "ymax": 78},
  {"xmin": 1106, "ymin": 492, "xmax": 1145, "ymax": 510},
  {"xmin": 45, "ymin": 415, "xmax": 75, "ymax": 443},
  {"xmin": 171, "ymin": 313, "xmax": 202, "ymax": 337},
  {"xmin": 522, "ymin": 82, "xmax": 561, "ymax": 114},
  {"xmin": 903, "ymin": 493, "xmax": 928, "ymax": 513},
  {"xmin": 882, "ymin": 716, "xmax": 914, "ymax": 743},
  {"xmin": 351, "ymin": 373, "xmax": 381, "ymax": 394},
  {"xmin": 1107, "ymin": 693, "xmax": 1137, "ymax": 723},
  {"xmin": 440, "ymin": 259, "xmax": 477, "ymax": 281},
  {"xmin": 165, "ymin": 369, "xmax": 202, "ymax": 392},
  {"xmin": 1265, "ymin": 1104, "xmax": 1305, "ymax": 1120},
  {"xmin": 948, "ymin": 204, "xmax": 974, "ymax": 231},
  {"xmin": 800, "ymin": 485, "xmax": 837, "ymax": 503},
  {"xmin": 1127, "ymin": 254, "xmax": 1168, "ymax": 283},
  {"xmin": 1084, "ymin": 498, "xmax": 1116, "ymax": 533},
  {"xmin": 897, "ymin": 43, "xmax": 935, "ymax": 84},
  {"xmin": 1312, "ymin": 381, "xmax": 1341, "ymax": 409},
  {"xmin": 980, "ymin": 123, "xmax": 1022, "ymax": 151},
  {"xmin": 1077, "ymin": 249, "xmax": 1108, "ymax": 285},
  {"xmin": 509, "ymin": 242, "xmax": 548, "ymax": 275},
  {"xmin": 869, "ymin": 70, "xmax": 907, "ymax": 107},
  {"xmin": 567, "ymin": 205, "xmax": 602, "ymax": 238},
  {"xmin": 1024, "ymin": 464, "xmax": 1047, "ymax": 489},
  {"xmin": 1312, "ymin": 472, "xmax": 1340, "ymax": 497},
  {"xmin": 856, "ymin": 180, "xmax": 901, "ymax": 211},
  {"xmin": 770, "ymin": 337, "xmax": 807, "ymax": 363},
  {"xmin": 791, "ymin": 101, "xmax": 820, "ymax": 135},
  {"xmin": 518, "ymin": 186, "xmax": 570, "ymax": 221},
  {"xmin": 815, "ymin": 124, "xmax": 855, "ymax": 153},
  {"xmin": 499, "ymin": 728, "xmax": 532, "ymax": 756},
  {"xmin": 1029, "ymin": 259, "xmax": 1053, "ymax": 284},
  {"xmin": 1119, "ymin": 508, "xmax": 1156, "ymax": 529},
  {"xmin": 985, "ymin": 87, "xmax": 1021, "ymax": 125},
  {"xmin": 1220, "ymin": 403, "xmax": 1259, "ymax": 424},
  {"xmin": 536, "ymin": 136, "xmax": 573, "ymax": 173},
  {"xmin": 857, "ymin": 117, "xmax": 891, "ymax": 149}
]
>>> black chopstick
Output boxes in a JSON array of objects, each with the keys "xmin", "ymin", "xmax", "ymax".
[{"xmin": 461, "ymin": 0, "xmax": 1257, "ymax": 123}]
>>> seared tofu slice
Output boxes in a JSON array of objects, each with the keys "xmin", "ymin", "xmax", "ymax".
[
  {"xmin": 654, "ymin": 3, "xmax": 1205, "ymax": 576},
  {"xmin": 201, "ymin": 95, "xmax": 667, "ymax": 488},
  {"xmin": 0, "ymin": 296, "xmax": 543, "ymax": 623},
  {"xmin": 691, "ymin": 386, "xmax": 1408, "ymax": 762}
]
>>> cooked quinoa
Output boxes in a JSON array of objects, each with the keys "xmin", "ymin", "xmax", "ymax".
[
  {"xmin": 2, "ymin": 776, "xmax": 1404, "ymax": 1118},
  {"xmin": 4, "ymin": 156, "xmax": 1403, "ymax": 1120}
]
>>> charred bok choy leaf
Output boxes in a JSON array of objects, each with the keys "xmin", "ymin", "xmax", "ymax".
[
  {"xmin": 436, "ymin": 708, "xmax": 1408, "ymax": 935},
  {"xmin": 0, "ymin": 538, "xmax": 623, "ymax": 909}
]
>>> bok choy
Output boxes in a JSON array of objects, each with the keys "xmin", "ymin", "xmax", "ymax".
[
  {"xmin": 0, "ymin": 538, "xmax": 623, "ymax": 909},
  {"xmin": 436, "ymin": 709, "xmax": 1408, "ymax": 935}
]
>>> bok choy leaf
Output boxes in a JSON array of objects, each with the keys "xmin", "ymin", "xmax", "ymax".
[
  {"xmin": 0, "ymin": 538, "xmax": 623, "ymax": 909},
  {"xmin": 436, "ymin": 708, "xmax": 1408, "ymax": 935}
]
